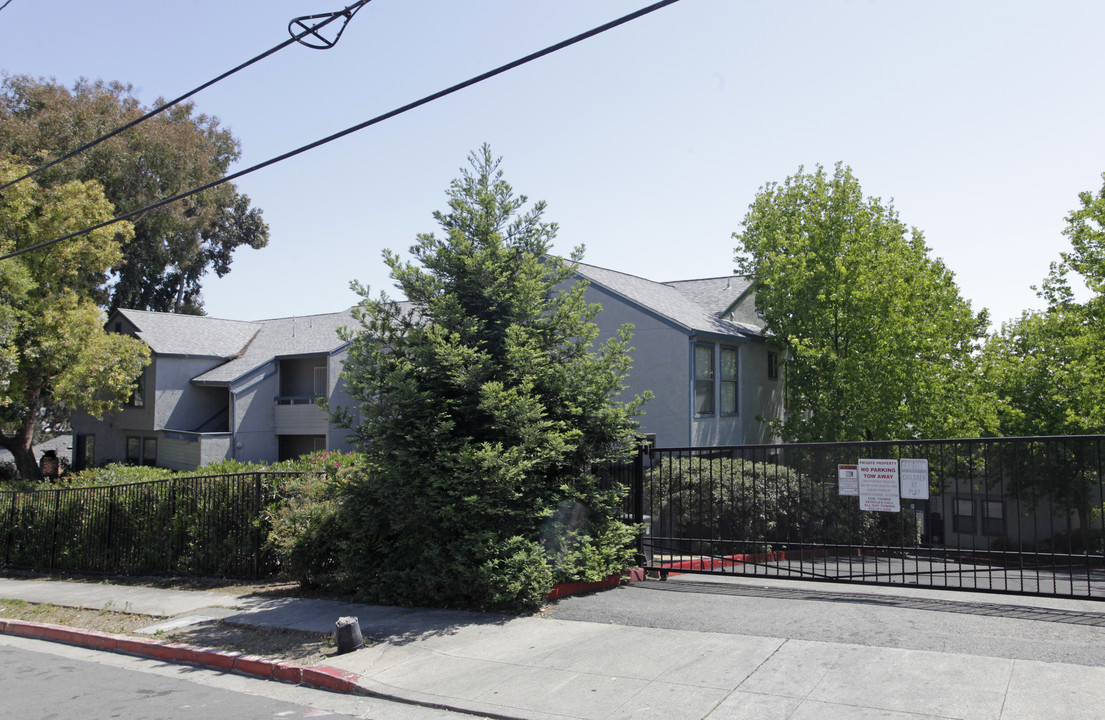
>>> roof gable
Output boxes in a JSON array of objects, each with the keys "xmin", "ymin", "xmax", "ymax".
[
  {"xmin": 568, "ymin": 261, "xmax": 763, "ymax": 338},
  {"xmin": 192, "ymin": 308, "xmax": 361, "ymax": 385},
  {"xmin": 114, "ymin": 309, "xmax": 260, "ymax": 358}
]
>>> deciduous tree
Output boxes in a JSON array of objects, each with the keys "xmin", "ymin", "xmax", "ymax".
[
  {"xmin": 733, "ymin": 163, "xmax": 994, "ymax": 442},
  {"xmin": 337, "ymin": 146, "xmax": 647, "ymax": 610},
  {"xmin": 0, "ymin": 159, "xmax": 149, "ymax": 480},
  {"xmin": 0, "ymin": 75, "xmax": 268, "ymax": 314}
]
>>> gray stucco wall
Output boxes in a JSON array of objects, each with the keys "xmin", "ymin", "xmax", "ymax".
[
  {"xmin": 230, "ymin": 368, "xmax": 279, "ymax": 463},
  {"xmin": 740, "ymin": 339, "xmax": 785, "ymax": 444},
  {"xmin": 327, "ymin": 349, "xmax": 357, "ymax": 453},
  {"xmin": 155, "ymin": 356, "xmax": 229, "ymax": 431}
]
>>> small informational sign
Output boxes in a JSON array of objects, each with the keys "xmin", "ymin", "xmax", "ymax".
[
  {"xmin": 858, "ymin": 458, "xmax": 901, "ymax": 512},
  {"xmin": 900, "ymin": 458, "xmax": 930, "ymax": 500},
  {"xmin": 838, "ymin": 464, "xmax": 859, "ymax": 496}
]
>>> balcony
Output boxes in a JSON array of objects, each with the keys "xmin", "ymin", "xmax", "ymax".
[{"xmin": 274, "ymin": 396, "xmax": 329, "ymax": 434}]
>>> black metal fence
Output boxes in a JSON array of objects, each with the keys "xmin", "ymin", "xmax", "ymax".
[
  {"xmin": 0, "ymin": 472, "xmax": 308, "ymax": 579},
  {"xmin": 624, "ymin": 436, "xmax": 1105, "ymax": 601}
]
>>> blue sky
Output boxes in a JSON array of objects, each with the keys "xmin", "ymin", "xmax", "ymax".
[{"xmin": 3, "ymin": 0, "xmax": 1103, "ymax": 329}]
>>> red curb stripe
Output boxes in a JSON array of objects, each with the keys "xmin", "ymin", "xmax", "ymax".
[
  {"xmin": 546, "ymin": 568, "xmax": 646, "ymax": 600},
  {"xmin": 195, "ymin": 647, "xmax": 242, "ymax": 671},
  {"xmin": 0, "ymin": 618, "xmax": 367, "ymax": 694},
  {"xmin": 273, "ymin": 662, "xmax": 305, "ymax": 685},
  {"xmin": 233, "ymin": 654, "xmax": 277, "ymax": 679},
  {"xmin": 301, "ymin": 665, "xmax": 363, "ymax": 694}
]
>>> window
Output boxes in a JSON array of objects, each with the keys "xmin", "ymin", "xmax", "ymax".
[
  {"xmin": 313, "ymin": 365, "xmax": 328, "ymax": 398},
  {"xmin": 75, "ymin": 434, "xmax": 95, "ymax": 472},
  {"xmin": 982, "ymin": 500, "xmax": 1004, "ymax": 536},
  {"xmin": 694, "ymin": 343, "xmax": 714, "ymax": 415},
  {"xmin": 953, "ymin": 498, "xmax": 976, "ymax": 534},
  {"xmin": 129, "ymin": 370, "xmax": 145, "ymax": 408},
  {"xmin": 767, "ymin": 351, "xmax": 779, "ymax": 380},
  {"xmin": 720, "ymin": 347, "xmax": 738, "ymax": 415},
  {"xmin": 126, "ymin": 436, "xmax": 157, "ymax": 466}
]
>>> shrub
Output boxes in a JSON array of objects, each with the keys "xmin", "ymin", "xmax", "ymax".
[
  {"xmin": 645, "ymin": 456, "xmax": 919, "ymax": 556},
  {"xmin": 264, "ymin": 467, "xmax": 352, "ymax": 589}
]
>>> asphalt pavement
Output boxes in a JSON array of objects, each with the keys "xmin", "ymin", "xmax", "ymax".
[{"xmin": 4, "ymin": 573, "xmax": 1105, "ymax": 719}]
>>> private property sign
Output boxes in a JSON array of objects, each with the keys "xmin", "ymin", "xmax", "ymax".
[{"xmin": 857, "ymin": 458, "xmax": 901, "ymax": 512}]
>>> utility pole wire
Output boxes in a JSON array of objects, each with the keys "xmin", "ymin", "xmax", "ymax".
[
  {"xmin": 0, "ymin": 0, "xmax": 681, "ymax": 262},
  {"xmin": 0, "ymin": 0, "xmax": 372, "ymax": 194}
]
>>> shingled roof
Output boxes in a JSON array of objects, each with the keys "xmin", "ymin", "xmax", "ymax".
[
  {"xmin": 115, "ymin": 309, "xmax": 261, "ymax": 358},
  {"xmin": 193, "ymin": 308, "xmax": 360, "ymax": 385},
  {"xmin": 113, "ymin": 308, "xmax": 363, "ymax": 387},
  {"xmin": 568, "ymin": 261, "xmax": 764, "ymax": 337}
]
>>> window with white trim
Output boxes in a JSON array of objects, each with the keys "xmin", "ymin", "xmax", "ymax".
[
  {"xmin": 720, "ymin": 347, "xmax": 738, "ymax": 415},
  {"xmin": 694, "ymin": 343, "xmax": 714, "ymax": 415}
]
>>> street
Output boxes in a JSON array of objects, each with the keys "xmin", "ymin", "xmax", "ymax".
[
  {"xmin": 545, "ymin": 574, "xmax": 1105, "ymax": 668},
  {"xmin": 0, "ymin": 635, "xmax": 464, "ymax": 720}
]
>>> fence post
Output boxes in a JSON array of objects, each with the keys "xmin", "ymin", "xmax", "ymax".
[
  {"xmin": 633, "ymin": 442, "xmax": 646, "ymax": 566},
  {"xmin": 107, "ymin": 485, "xmax": 116, "ymax": 571},
  {"xmin": 253, "ymin": 472, "xmax": 262, "ymax": 580},
  {"xmin": 5, "ymin": 493, "xmax": 16, "ymax": 567},
  {"xmin": 49, "ymin": 489, "xmax": 60, "ymax": 570}
]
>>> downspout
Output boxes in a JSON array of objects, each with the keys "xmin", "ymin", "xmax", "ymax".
[
  {"xmin": 230, "ymin": 387, "xmax": 238, "ymax": 461},
  {"xmin": 688, "ymin": 335, "xmax": 696, "ymax": 447}
]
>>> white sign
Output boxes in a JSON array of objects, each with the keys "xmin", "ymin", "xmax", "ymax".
[
  {"xmin": 900, "ymin": 458, "xmax": 930, "ymax": 500},
  {"xmin": 858, "ymin": 458, "xmax": 901, "ymax": 512},
  {"xmin": 838, "ymin": 464, "xmax": 858, "ymax": 496}
]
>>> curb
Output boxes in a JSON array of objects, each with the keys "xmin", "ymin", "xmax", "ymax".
[
  {"xmin": 0, "ymin": 618, "xmax": 365, "ymax": 694},
  {"xmin": 545, "ymin": 567, "xmax": 648, "ymax": 600}
]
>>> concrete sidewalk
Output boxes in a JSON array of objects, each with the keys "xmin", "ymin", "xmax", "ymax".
[{"xmin": 3, "ymin": 576, "xmax": 1105, "ymax": 719}]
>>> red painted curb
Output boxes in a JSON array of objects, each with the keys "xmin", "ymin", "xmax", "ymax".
[
  {"xmin": 546, "ymin": 568, "xmax": 646, "ymax": 600},
  {"xmin": 0, "ymin": 618, "xmax": 367, "ymax": 695},
  {"xmin": 301, "ymin": 665, "xmax": 363, "ymax": 694},
  {"xmin": 234, "ymin": 654, "xmax": 278, "ymax": 678}
]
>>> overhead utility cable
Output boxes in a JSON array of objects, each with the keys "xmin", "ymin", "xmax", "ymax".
[
  {"xmin": 0, "ymin": 0, "xmax": 372, "ymax": 193},
  {"xmin": 1, "ymin": 0, "xmax": 681, "ymax": 262}
]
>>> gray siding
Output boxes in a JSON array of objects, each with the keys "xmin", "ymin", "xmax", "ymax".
[
  {"xmin": 584, "ymin": 282, "xmax": 693, "ymax": 447},
  {"xmin": 159, "ymin": 435, "xmax": 201, "ymax": 471}
]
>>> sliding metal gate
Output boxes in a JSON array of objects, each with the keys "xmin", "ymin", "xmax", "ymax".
[{"xmin": 622, "ymin": 436, "xmax": 1105, "ymax": 601}]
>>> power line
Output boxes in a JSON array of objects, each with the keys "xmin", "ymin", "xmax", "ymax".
[
  {"xmin": 0, "ymin": 1, "xmax": 15, "ymax": 13},
  {"xmin": 1, "ymin": 0, "xmax": 682, "ymax": 262},
  {"xmin": 0, "ymin": 0, "xmax": 373, "ymax": 194}
]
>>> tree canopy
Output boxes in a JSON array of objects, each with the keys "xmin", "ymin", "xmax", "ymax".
[
  {"xmin": 981, "ymin": 171, "xmax": 1105, "ymax": 438},
  {"xmin": 0, "ymin": 75, "xmax": 269, "ymax": 314},
  {"xmin": 336, "ymin": 146, "xmax": 647, "ymax": 611},
  {"xmin": 0, "ymin": 159, "xmax": 150, "ymax": 480},
  {"xmin": 733, "ymin": 163, "xmax": 994, "ymax": 442}
]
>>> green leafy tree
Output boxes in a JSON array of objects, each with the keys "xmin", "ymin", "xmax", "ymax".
[
  {"xmin": 733, "ymin": 163, "xmax": 994, "ymax": 442},
  {"xmin": 0, "ymin": 75, "xmax": 269, "ymax": 314},
  {"xmin": 0, "ymin": 159, "xmax": 150, "ymax": 480},
  {"xmin": 980, "ymin": 171, "xmax": 1105, "ymax": 438},
  {"xmin": 979, "ymin": 175, "xmax": 1105, "ymax": 543},
  {"xmin": 1061, "ymin": 170, "xmax": 1105, "ymax": 296},
  {"xmin": 336, "ymin": 146, "xmax": 647, "ymax": 611}
]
